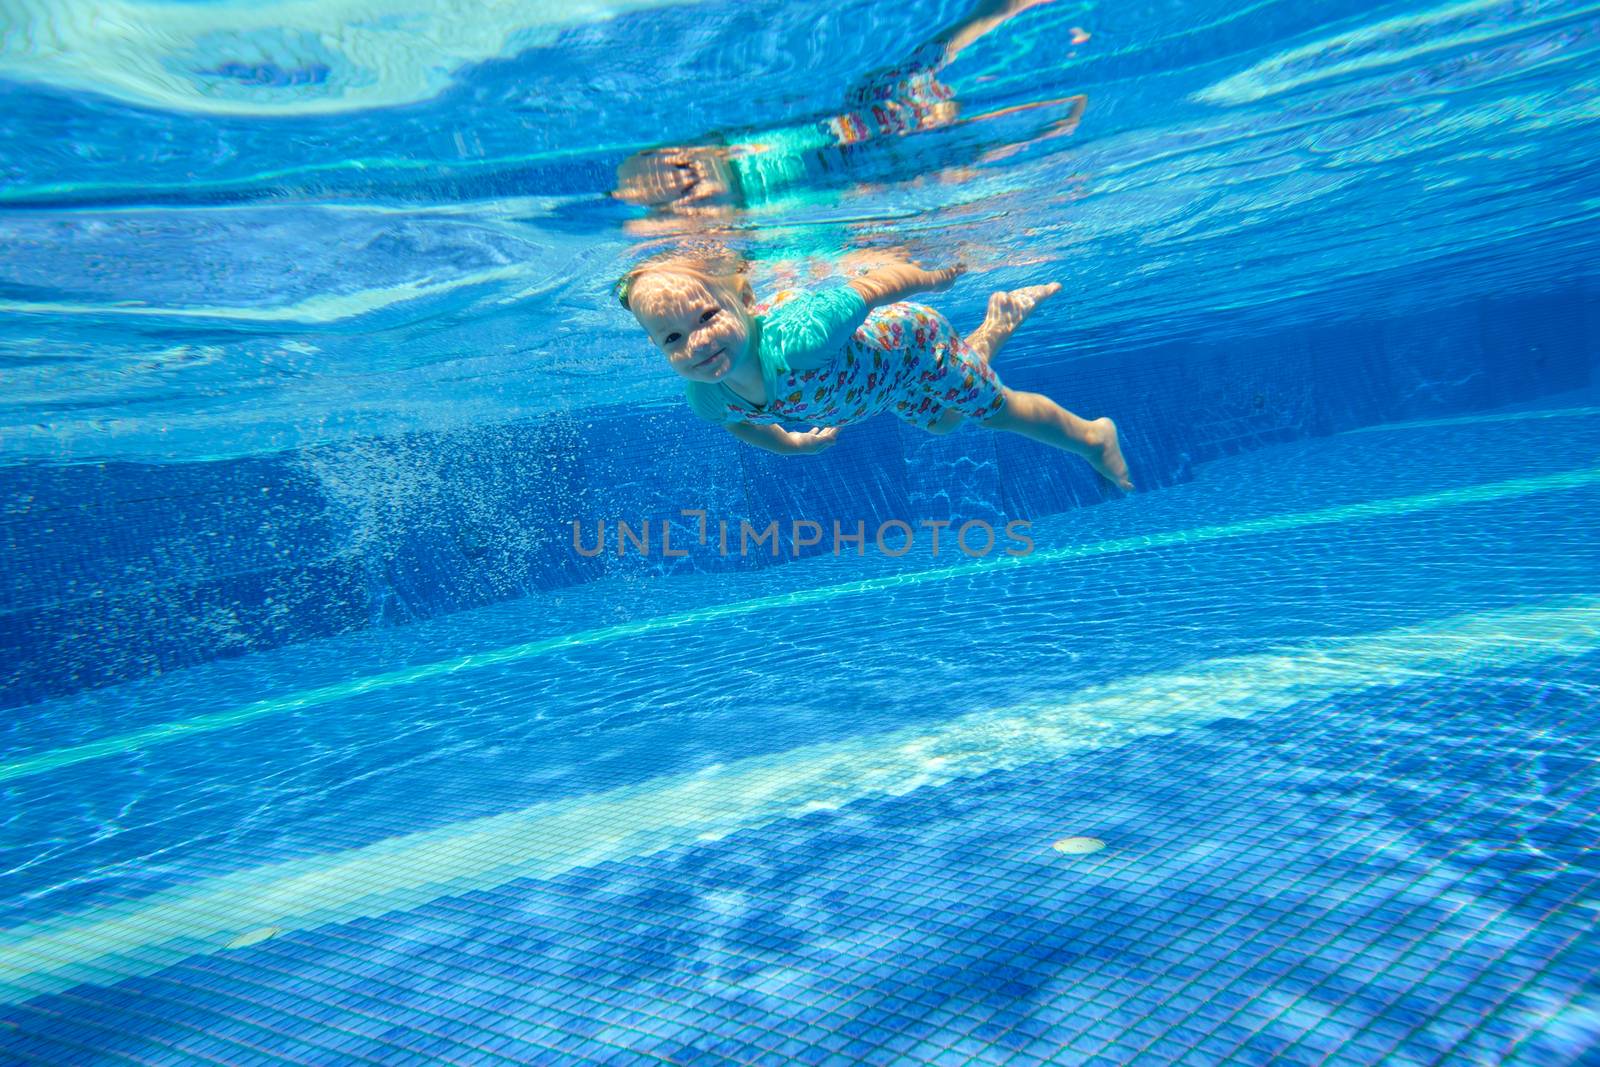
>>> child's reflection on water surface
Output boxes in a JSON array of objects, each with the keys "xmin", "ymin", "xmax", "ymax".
[{"xmin": 613, "ymin": 0, "xmax": 1088, "ymax": 235}]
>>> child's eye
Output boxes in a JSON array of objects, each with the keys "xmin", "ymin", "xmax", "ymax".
[
  {"xmin": 700, "ymin": 309, "xmax": 718, "ymax": 322},
  {"xmin": 664, "ymin": 332, "xmax": 682, "ymax": 344}
]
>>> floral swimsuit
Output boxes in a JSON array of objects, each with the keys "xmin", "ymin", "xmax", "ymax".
[
  {"xmin": 685, "ymin": 288, "xmax": 1007, "ymax": 431},
  {"xmin": 827, "ymin": 40, "xmax": 956, "ymax": 145}
]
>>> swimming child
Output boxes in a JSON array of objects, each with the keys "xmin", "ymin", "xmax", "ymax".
[
  {"xmin": 617, "ymin": 250, "xmax": 1133, "ymax": 490},
  {"xmin": 612, "ymin": 0, "xmax": 1085, "ymax": 232}
]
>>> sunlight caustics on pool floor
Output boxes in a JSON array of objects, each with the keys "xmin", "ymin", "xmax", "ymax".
[
  {"xmin": 1, "ymin": 594, "xmax": 1597, "ymax": 1006},
  {"xmin": 2, "ymin": 413, "xmax": 1598, "ymax": 1065}
]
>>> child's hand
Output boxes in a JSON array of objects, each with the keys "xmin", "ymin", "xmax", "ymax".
[
  {"xmin": 925, "ymin": 263, "xmax": 966, "ymax": 292},
  {"xmin": 848, "ymin": 260, "xmax": 965, "ymax": 306},
  {"xmin": 791, "ymin": 427, "xmax": 841, "ymax": 454},
  {"xmin": 666, "ymin": 150, "xmax": 731, "ymax": 205}
]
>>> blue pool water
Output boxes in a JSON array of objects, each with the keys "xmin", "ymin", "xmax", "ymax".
[
  {"xmin": 3, "ymin": 0, "xmax": 1600, "ymax": 1064},
  {"xmin": 4, "ymin": 408, "xmax": 1600, "ymax": 1064}
]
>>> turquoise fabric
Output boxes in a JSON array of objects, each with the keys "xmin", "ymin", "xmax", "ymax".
[
  {"xmin": 684, "ymin": 285, "xmax": 866, "ymax": 424},
  {"xmin": 726, "ymin": 123, "xmax": 836, "ymax": 204},
  {"xmin": 684, "ymin": 378, "xmax": 730, "ymax": 423}
]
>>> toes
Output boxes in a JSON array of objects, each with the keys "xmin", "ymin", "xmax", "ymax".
[{"xmin": 1009, "ymin": 284, "xmax": 1058, "ymax": 308}]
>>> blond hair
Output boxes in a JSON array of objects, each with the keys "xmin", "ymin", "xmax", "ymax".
[{"xmin": 615, "ymin": 244, "xmax": 752, "ymax": 310}]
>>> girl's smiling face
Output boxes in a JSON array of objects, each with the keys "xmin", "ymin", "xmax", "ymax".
[{"xmin": 627, "ymin": 269, "xmax": 753, "ymax": 383}]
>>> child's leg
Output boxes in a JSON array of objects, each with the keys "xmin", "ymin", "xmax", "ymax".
[
  {"xmin": 965, "ymin": 283, "xmax": 1061, "ymax": 364},
  {"xmin": 939, "ymin": 0, "xmax": 1057, "ymax": 64},
  {"xmin": 927, "ymin": 408, "xmax": 966, "ymax": 434},
  {"xmin": 980, "ymin": 389, "xmax": 1134, "ymax": 490}
]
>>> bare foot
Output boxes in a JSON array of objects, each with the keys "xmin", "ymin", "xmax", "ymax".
[
  {"xmin": 987, "ymin": 282, "xmax": 1061, "ymax": 331},
  {"xmin": 1088, "ymin": 416, "xmax": 1134, "ymax": 491},
  {"xmin": 968, "ymin": 282, "xmax": 1062, "ymax": 363}
]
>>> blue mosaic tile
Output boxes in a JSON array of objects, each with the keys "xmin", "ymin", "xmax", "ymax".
[{"xmin": 4, "ymin": 407, "xmax": 1599, "ymax": 1067}]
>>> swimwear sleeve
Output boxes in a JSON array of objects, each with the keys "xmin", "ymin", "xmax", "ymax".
[
  {"xmin": 684, "ymin": 381, "xmax": 730, "ymax": 424},
  {"xmin": 726, "ymin": 123, "xmax": 836, "ymax": 203},
  {"xmin": 757, "ymin": 285, "xmax": 868, "ymax": 373}
]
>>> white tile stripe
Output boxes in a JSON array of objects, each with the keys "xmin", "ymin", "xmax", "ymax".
[
  {"xmin": 1, "ymin": 595, "xmax": 1597, "ymax": 1004},
  {"xmin": 5, "ymin": 464, "xmax": 1598, "ymax": 788},
  {"xmin": 1341, "ymin": 406, "xmax": 1600, "ymax": 434}
]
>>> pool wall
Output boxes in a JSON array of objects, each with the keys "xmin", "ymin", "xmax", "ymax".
[{"xmin": 3, "ymin": 285, "xmax": 1595, "ymax": 707}]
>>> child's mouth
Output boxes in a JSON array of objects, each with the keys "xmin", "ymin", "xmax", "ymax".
[{"xmin": 694, "ymin": 348, "xmax": 725, "ymax": 369}]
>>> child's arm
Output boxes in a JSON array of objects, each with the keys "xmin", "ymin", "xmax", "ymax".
[
  {"xmin": 758, "ymin": 261, "xmax": 964, "ymax": 375},
  {"xmin": 726, "ymin": 423, "xmax": 840, "ymax": 455},
  {"xmin": 847, "ymin": 262, "xmax": 965, "ymax": 308}
]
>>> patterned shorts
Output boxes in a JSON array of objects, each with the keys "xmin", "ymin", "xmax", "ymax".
[
  {"xmin": 826, "ymin": 41, "xmax": 956, "ymax": 145},
  {"xmin": 728, "ymin": 290, "xmax": 1008, "ymax": 431}
]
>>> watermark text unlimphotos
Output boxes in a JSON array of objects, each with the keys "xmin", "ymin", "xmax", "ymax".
[{"xmin": 573, "ymin": 509, "xmax": 1033, "ymax": 559}]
